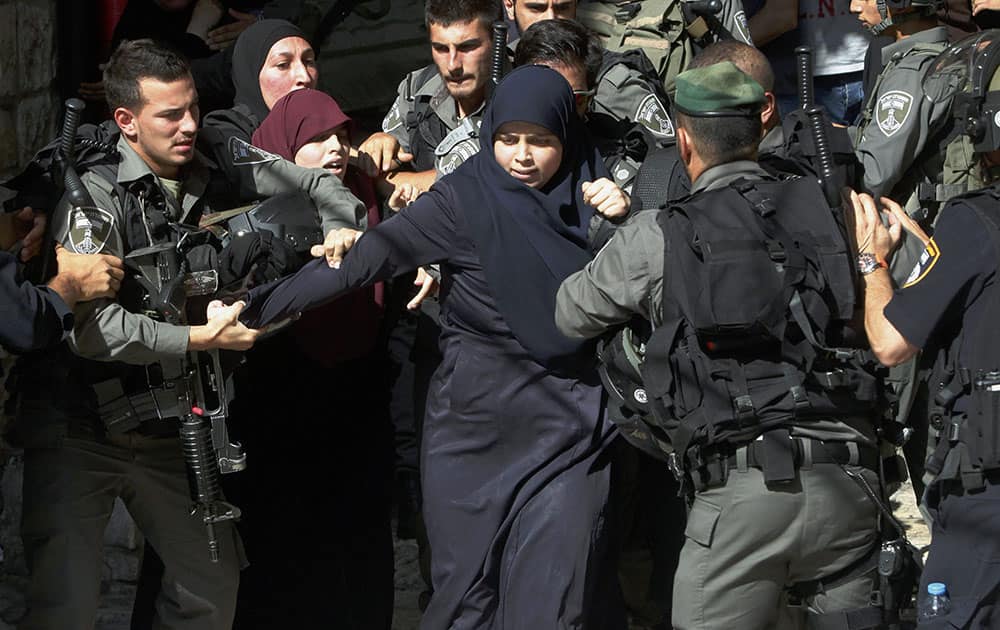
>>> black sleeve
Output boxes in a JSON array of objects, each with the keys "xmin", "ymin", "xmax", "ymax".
[
  {"xmin": 242, "ymin": 186, "xmax": 458, "ymax": 328},
  {"xmin": 0, "ymin": 251, "xmax": 73, "ymax": 353},
  {"xmin": 884, "ymin": 202, "xmax": 996, "ymax": 349}
]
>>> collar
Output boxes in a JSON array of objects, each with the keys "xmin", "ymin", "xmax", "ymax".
[
  {"xmin": 758, "ymin": 126, "xmax": 785, "ymax": 156},
  {"xmin": 115, "ymin": 135, "xmax": 212, "ymax": 222},
  {"xmin": 691, "ymin": 160, "xmax": 770, "ymax": 193},
  {"xmin": 880, "ymin": 26, "xmax": 949, "ymax": 66},
  {"xmin": 420, "ymin": 72, "xmax": 487, "ymax": 129}
]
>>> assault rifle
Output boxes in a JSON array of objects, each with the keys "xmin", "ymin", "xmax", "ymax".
[{"xmin": 127, "ymin": 239, "xmax": 245, "ymax": 563}]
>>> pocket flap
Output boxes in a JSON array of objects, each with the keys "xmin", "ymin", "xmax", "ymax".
[{"xmin": 685, "ymin": 498, "xmax": 722, "ymax": 548}]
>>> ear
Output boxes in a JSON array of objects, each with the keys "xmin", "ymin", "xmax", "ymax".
[
  {"xmin": 503, "ymin": 0, "xmax": 516, "ymax": 21},
  {"xmin": 677, "ymin": 127, "xmax": 693, "ymax": 166},
  {"xmin": 114, "ymin": 107, "xmax": 138, "ymax": 140},
  {"xmin": 761, "ymin": 92, "xmax": 778, "ymax": 131}
]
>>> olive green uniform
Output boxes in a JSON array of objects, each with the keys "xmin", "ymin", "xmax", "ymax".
[
  {"xmin": 556, "ymin": 161, "xmax": 880, "ymax": 630},
  {"xmin": 15, "ymin": 138, "xmax": 243, "ymax": 630}
]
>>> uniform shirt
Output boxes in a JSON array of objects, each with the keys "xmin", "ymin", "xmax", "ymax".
[
  {"xmin": 200, "ymin": 103, "xmax": 368, "ymax": 234},
  {"xmin": 381, "ymin": 68, "xmax": 486, "ymax": 176},
  {"xmin": 53, "ymin": 136, "xmax": 202, "ymax": 365},
  {"xmin": 0, "ymin": 251, "xmax": 73, "ymax": 354},
  {"xmin": 884, "ymin": 200, "xmax": 999, "ymax": 412},
  {"xmin": 855, "ymin": 27, "xmax": 952, "ymax": 202}
]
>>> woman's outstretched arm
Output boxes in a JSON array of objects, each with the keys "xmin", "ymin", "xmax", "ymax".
[{"xmin": 241, "ymin": 186, "xmax": 457, "ymax": 328}]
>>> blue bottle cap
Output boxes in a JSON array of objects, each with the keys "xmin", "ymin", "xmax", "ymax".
[{"xmin": 928, "ymin": 582, "xmax": 947, "ymax": 596}]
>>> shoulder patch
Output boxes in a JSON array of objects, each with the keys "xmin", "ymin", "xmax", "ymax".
[
  {"xmin": 733, "ymin": 10, "xmax": 752, "ymax": 44},
  {"xmin": 876, "ymin": 90, "xmax": 914, "ymax": 137},
  {"xmin": 635, "ymin": 94, "xmax": 675, "ymax": 138},
  {"xmin": 229, "ymin": 137, "xmax": 281, "ymax": 166},
  {"xmin": 68, "ymin": 207, "xmax": 115, "ymax": 255},
  {"xmin": 383, "ymin": 101, "xmax": 403, "ymax": 133},
  {"xmin": 902, "ymin": 237, "xmax": 940, "ymax": 288}
]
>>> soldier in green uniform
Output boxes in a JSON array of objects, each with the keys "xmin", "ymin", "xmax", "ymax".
[
  {"xmin": 555, "ymin": 63, "xmax": 884, "ymax": 630},
  {"xmin": 12, "ymin": 40, "xmax": 262, "ymax": 630},
  {"xmin": 851, "ymin": 0, "xmax": 953, "ymax": 277}
]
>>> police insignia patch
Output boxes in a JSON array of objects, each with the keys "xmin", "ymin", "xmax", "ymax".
[
  {"xmin": 733, "ymin": 10, "xmax": 752, "ymax": 44},
  {"xmin": 635, "ymin": 94, "xmax": 675, "ymax": 138},
  {"xmin": 903, "ymin": 238, "xmax": 940, "ymax": 288},
  {"xmin": 229, "ymin": 137, "xmax": 281, "ymax": 166},
  {"xmin": 383, "ymin": 101, "xmax": 403, "ymax": 132},
  {"xmin": 876, "ymin": 90, "xmax": 914, "ymax": 137},
  {"xmin": 68, "ymin": 207, "xmax": 115, "ymax": 255}
]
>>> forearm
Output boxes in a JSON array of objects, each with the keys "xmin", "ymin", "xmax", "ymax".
[
  {"xmin": 46, "ymin": 274, "xmax": 81, "ymax": 310},
  {"xmin": 70, "ymin": 300, "xmax": 190, "ymax": 364},
  {"xmin": 385, "ymin": 169, "xmax": 437, "ymax": 192},
  {"xmin": 749, "ymin": 0, "xmax": 798, "ymax": 46},
  {"xmin": 249, "ymin": 160, "xmax": 367, "ymax": 233},
  {"xmin": 861, "ymin": 268, "xmax": 918, "ymax": 366}
]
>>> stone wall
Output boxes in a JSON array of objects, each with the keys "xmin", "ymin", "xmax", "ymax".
[{"xmin": 0, "ymin": 0, "xmax": 59, "ymax": 181}]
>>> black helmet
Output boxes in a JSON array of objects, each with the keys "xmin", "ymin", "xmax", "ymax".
[{"xmin": 924, "ymin": 30, "xmax": 1000, "ymax": 153}]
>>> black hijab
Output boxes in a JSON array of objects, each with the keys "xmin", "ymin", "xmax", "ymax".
[
  {"xmin": 231, "ymin": 19, "xmax": 308, "ymax": 123},
  {"xmin": 450, "ymin": 65, "xmax": 607, "ymax": 371}
]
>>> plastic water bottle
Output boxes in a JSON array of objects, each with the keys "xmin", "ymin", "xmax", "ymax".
[{"xmin": 917, "ymin": 582, "xmax": 951, "ymax": 622}]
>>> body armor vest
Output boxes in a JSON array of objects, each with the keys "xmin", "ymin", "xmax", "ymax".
[{"xmin": 603, "ymin": 175, "xmax": 882, "ymax": 471}]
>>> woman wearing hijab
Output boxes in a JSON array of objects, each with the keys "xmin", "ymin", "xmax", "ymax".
[
  {"xmin": 222, "ymin": 88, "xmax": 393, "ymax": 628},
  {"xmin": 195, "ymin": 19, "xmax": 365, "ymax": 236},
  {"xmin": 241, "ymin": 65, "xmax": 628, "ymax": 629}
]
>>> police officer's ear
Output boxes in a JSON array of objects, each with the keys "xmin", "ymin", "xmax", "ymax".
[
  {"xmin": 113, "ymin": 107, "xmax": 139, "ymax": 140},
  {"xmin": 677, "ymin": 126, "xmax": 695, "ymax": 167},
  {"xmin": 502, "ymin": 0, "xmax": 516, "ymax": 21},
  {"xmin": 761, "ymin": 92, "xmax": 778, "ymax": 133}
]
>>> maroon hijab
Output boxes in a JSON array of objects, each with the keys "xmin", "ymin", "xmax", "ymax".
[
  {"xmin": 253, "ymin": 88, "xmax": 384, "ymax": 367},
  {"xmin": 252, "ymin": 88, "xmax": 379, "ymax": 217}
]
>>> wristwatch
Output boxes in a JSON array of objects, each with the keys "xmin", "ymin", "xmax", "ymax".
[{"xmin": 856, "ymin": 252, "xmax": 885, "ymax": 275}]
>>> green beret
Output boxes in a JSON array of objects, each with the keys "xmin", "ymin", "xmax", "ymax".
[{"xmin": 674, "ymin": 61, "xmax": 766, "ymax": 117}]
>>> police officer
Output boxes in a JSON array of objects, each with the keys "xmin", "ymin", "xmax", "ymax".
[
  {"xmin": 506, "ymin": 3, "xmax": 679, "ymax": 193},
  {"xmin": 555, "ymin": 62, "xmax": 883, "ymax": 630},
  {"xmin": 851, "ymin": 0, "xmax": 953, "ymax": 275},
  {"xmin": 12, "ymin": 40, "xmax": 262, "ymax": 629},
  {"xmin": 358, "ymin": 0, "xmax": 501, "ymax": 187},
  {"xmin": 852, "ymin": 33, "xmax": 1000, "ymax": 627}
]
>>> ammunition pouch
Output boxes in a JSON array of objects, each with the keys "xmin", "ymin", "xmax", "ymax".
[{"xmin": 92, "ymin": 359, "xmax": 187, "ymax": 435}]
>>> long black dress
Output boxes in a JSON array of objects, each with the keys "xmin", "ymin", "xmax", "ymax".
[{"xmin": 242, "ymin": 181, "xmax": 622, "ymax": 629}]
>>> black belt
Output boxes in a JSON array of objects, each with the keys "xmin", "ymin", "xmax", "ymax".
[{"xmin": 725, "ymin": 438, "xmax": 879, "ymax": 473}]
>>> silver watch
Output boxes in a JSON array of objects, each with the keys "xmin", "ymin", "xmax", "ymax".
[{"xmin": 856, "ymin": 252, "xmax": 883, "ymax": 275}]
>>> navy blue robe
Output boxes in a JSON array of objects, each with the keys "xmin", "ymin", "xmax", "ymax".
[{"xmin": 242, "ymin": 181, "xmax": 622, "ymax": 629}]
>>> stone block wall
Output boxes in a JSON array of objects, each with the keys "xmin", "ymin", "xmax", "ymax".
[{"xmin": 0, "ymin": 0, "xmax": 59, "ymax": 181}]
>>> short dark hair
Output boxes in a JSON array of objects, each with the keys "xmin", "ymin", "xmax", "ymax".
[
  {"xmin": 689, "ymin": 41, "xmax": 775, "ymax": 93},
  {"xmin": 513, "ymin": 19, "xmax": 603, "ymax": 88},
  {"xmin": 104, "ymin": 39, "xmax": 192, "ymax": 112},
  {"xmin": 676, "ymin": 111, "xmax": 761, "ymax": 167},
  {"xmin": 425, "ymin": 0, "xmax": 503, "ymax": 31}
]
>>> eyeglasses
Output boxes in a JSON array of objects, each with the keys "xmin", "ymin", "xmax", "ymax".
[{"xmin": 573, "ymin": 88, "xmax": 595, "ymax": 110}]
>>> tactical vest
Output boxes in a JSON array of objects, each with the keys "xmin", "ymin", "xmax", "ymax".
[
  {"xmin": 578, "ymin": 0, "xmax": 741, "ymax": 92},
  {"xmin": 589, "ymin": 49, "xmax": 676, "ymax": 192},
  {"xmin": 603, "ymin": 176, "xmax": 881, "ymax": 479},
  {"xmin": 857, "ymin": 40, "xmax": 975, "ymax": 226},
  {"xmin": 924, "ymin": 188, "xmax": 1000, "ymax": 492},
  {"xmin": 403, "ymin": 66, "xmax": 452, "ymax": 172}
]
